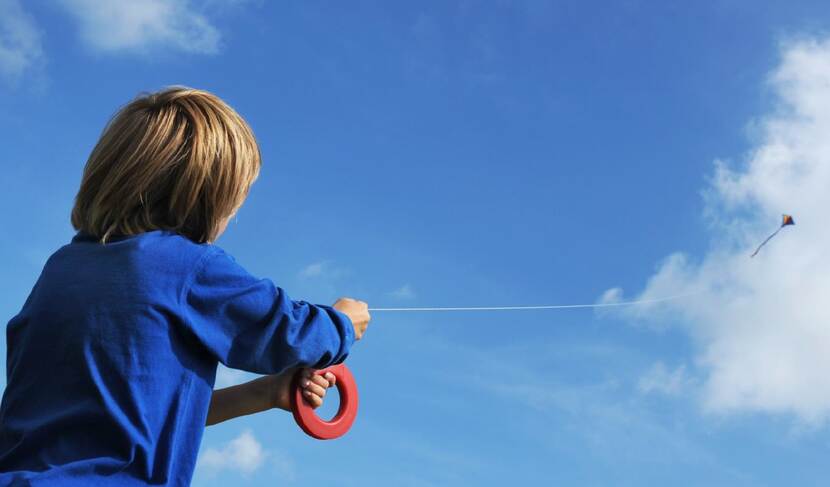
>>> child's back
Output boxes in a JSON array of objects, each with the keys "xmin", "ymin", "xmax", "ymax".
[
  {"xmin": 0, "ymin": 229, "xmax": 353, "ymax": 486},
  {"xmin": 0, "ymin": 87, "xmax": 366, "ymax": 486}
]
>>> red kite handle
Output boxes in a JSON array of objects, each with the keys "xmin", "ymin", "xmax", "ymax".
[{"xmin": 291, "ymin": 364, "xmax": 358, "ymax": 440}]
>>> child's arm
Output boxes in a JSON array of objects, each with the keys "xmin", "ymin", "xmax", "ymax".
[
  {"xmin": 206, "ymin": 369, "xmax": 336, "ymax": 426},
  {"xmin": 183, "ymin": 248, "xmax": 367, "ymax": 374}
]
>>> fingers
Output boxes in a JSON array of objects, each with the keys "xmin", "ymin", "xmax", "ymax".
[
  {"xmin": 299, "ymin": 369, "xmax": 337, "ymax": 409},
  {"xmin": 300, "ymin": 369, "xmax": 336, "ymax": 388},
  {"xmin": 302, "ymin": 388, "xmax": 323, "ymax": 408}
]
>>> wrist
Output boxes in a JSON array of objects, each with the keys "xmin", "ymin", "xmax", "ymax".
[{"xmin": 254, "ymin": 372, "xmax": 293, "ymax": 412}]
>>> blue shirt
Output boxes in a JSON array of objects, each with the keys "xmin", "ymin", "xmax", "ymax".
[{"xmin": 0, "ymin": 230, "xmax": 354, "ymax": 486}]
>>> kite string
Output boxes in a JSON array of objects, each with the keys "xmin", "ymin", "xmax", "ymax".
[
  {"xmin": 368, "ymin": 291, "xmax": 699, "ymax": 312},
  {"xmin": 750, "ymin": 225, "xmax": 783, "ymax": 258}
]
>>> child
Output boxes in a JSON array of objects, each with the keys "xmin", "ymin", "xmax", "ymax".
[{"xmin": 0, "ymin": 87, "xmax": 371, "ymax": 486}]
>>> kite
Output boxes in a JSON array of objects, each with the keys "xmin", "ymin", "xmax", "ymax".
[{"xmin": 750, "ymin": 214, "xmax": 795, "ymax": 258}]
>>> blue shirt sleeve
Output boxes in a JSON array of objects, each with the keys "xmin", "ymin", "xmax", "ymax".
[{"xmin": 181, "ymin": 248, "xmax": 355, "ymax": 374}]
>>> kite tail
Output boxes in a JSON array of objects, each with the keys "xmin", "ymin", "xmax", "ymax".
[{"xmin": 750, "ymin": 225, "xmax": 783, "ymax": 258}]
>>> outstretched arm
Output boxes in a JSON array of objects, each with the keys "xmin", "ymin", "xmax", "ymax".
[{"xmin": 206, "ymin": 369, "xmax": 335, "ymax": 426}]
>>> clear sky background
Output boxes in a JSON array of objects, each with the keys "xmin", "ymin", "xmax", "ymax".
[{"xmin": 2, "ymin": 1, "xmax": 830, "ymax": 485}]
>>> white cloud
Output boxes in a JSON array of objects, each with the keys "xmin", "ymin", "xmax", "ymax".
[
  {"xmin": 638, "ymin": 362, "xmax": 691, "ymax": 396},
  {"xmin": 618, "ymin": 37, "xmax": 830, "ymax": 424},
  {"xmin": 0, "ymin": 0, "xmax": 44, "ymax": 82},
  {"xmin": 198, "ymin": 429, "xmax": 269, "ymax": 476},
  {"xmin": 298, "ymin": 260, "xmax": 347, "ymax": 280},
  {"xmin": 197, "ymin": 430, "xmax": 296, "ymax": 481},
  {"xmin": 597, "ymin": 287, "xmax": 623, "ymax": 305},
  {"xmin": 298, "ymin": 261, "xmax": 327, "ymax": 279},
  {"xmin": 58, "ymin": 0, "xmax": 221, "ymax": 54},
  {"xmin": 388, "ymin": 284, "xmax": 416, "ymax": 300}
]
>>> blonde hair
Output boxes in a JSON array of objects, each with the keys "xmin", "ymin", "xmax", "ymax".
[{"xmin": 71, "ymin": 86, "xmax": 260, "ymax": 244}]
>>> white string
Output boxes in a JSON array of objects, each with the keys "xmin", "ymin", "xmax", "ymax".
[{"xmin": 368, "ymin": 291, "xmax": 698, "ymax": 312}]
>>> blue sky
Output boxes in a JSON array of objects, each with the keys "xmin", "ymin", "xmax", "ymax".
[{"xmin": 2, "ymin": 1, "xmax": 830, "ymax": 485}]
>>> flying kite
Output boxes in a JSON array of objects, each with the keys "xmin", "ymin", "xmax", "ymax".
[{"xmin": 750, "ymin": 214, "xmax": 795, "ymax": 258}]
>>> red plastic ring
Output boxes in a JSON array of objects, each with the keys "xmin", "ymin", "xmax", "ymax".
[{"xmin": 291, "ymin": 363, "xmax": 358, "ymax": 440}]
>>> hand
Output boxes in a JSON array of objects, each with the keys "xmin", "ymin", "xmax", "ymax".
[
  {"xmin": 333, "ymin": 297, "xmax": 370, "ymax": 340},
  {"xmin": 263, "ymin": 368, "xmax": 337, "ymax": 411},
  {"xmin": 297, "ymin": 368, "xmax": 337, "ymax": 409}
]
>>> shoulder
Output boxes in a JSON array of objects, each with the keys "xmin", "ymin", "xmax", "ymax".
[
  {"xmin": 66, "ymin": 230, "xmax": 230, "ymax": 289},
  {"xmin": 140, "ymin": 232, "xmax": 248, "ymax": 288},
  {"xmin": 186, "ymin": 242, "xmax": 259, "ymax": 290},
  {"xmin": 128, "ymin": 232, "xmax": 247, "ymax": 303}
]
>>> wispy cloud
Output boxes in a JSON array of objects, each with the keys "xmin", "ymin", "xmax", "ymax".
[
  {"xmin": 297, "ymin": 260, "xmax": 347, "ymax": 280},
  {"xmin": 614, "ymin": 37, "xmax": 830, "ymax": 424},
  {"xmin": 388, "ymin": 284, "xmax": 416, "ymax": 300},
  {"xmin": 597, "ymin": 287, "xmax": 623, "ymax": 305},
  {"xmin": 0, "ymin": 0, "xmax": 44, "ymax": 83},
  {"xmin": 422, "ymin": 338, "xmax": 729, "ymax": 473},
  {"xmin": 298, "ymin": 261, "xmax": 327, "ymax": 279},
  {"xmin": 638, "ymin": 362, "xmax": 692, "ymax": 396},
  {"xmin": 58, "ymin": 0, "xmax": 222, "ymax": 54},
  {"xmin": 198, "ymin": 429, "xmax": 280, "ymax": 477}
]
